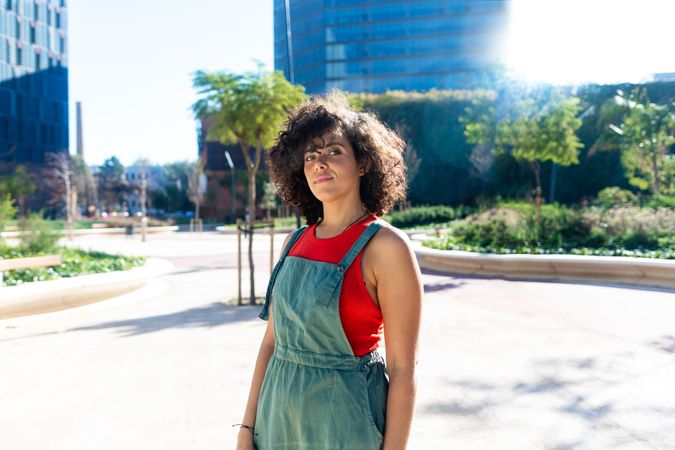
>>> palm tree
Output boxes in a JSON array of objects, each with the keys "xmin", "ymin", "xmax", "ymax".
[{"xmin": 192, "ymin": 65, "xmax": 305, "ymax": 305}]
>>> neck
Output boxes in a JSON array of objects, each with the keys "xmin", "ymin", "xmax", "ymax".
[{"xmin": 318, "ymin": 200, "xmax": 368, "ymax": 233}]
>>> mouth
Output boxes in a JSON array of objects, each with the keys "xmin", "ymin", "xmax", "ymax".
[{"xmin": 313, "ymin": 176, "xmax": 333, "ymax": 184}]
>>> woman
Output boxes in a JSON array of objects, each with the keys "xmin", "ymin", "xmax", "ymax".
[{"xmin": 236, "ymin": 91, "xmax": 423, "ymax": 450}]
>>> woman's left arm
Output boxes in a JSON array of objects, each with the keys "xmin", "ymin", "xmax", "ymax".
[{"xmin": 371, "ymin": 228, "xmax": 423, "ymax": 450}]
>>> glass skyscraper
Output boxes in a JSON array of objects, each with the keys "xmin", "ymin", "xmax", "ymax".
[
  {"xmin": 274, "ymin": 0, "xmax": 508, "ymax": 94},
  {"xmin": 0, "ymin": 0, "xmax": 68, "ymax": 165}
]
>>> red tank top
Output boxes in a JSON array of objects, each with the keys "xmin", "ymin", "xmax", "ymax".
[{"xmin": 287, "ymin": 214, "xmax": 383, "ymax": 356}]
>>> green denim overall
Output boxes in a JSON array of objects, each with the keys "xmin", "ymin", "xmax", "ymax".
[{"xmin": 254, "ymin": 222, "xmax": 388, "ymax": 450}]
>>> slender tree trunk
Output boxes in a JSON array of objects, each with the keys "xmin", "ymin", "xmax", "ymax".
[
  {"xmin": 248, "ymin": 167, "xmax": 257, "ymax": 305},
  {"xmin": 531, "ymin": 161, "xmax": 542, "ymax": 235},
  {"xmin": 64, "ymin": 173, "xmax": 72, "ymax": 240}
]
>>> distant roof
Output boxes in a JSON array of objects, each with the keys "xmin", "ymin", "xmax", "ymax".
[{"xmin": 649, "ymin": 72, "xmax": 675, "ymax": 82}]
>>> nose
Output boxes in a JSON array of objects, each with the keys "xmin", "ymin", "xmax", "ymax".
[{"xmin": 313, "ymin": 153, "xmax": 329, "ymax": 170}]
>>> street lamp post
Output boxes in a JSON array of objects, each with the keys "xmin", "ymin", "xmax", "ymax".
[
  {"xmin": 141, "ymin": 171, "xmax": 147, "ymax": 242},
  {"xmin": 224, "ymin": 150, "xmax": 236, "ymax": 224},
  {"xmin": 283, "ymin": 0, "xmax": 302, "ymax": 228},
  {"xmin": 283, "ymin": 0, "xmax": 294, "ymax": 84}
]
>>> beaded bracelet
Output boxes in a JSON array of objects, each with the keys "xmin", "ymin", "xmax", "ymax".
[{"xmin": 232, "ymin": 423, "xmax": 257, "ymax": 435}]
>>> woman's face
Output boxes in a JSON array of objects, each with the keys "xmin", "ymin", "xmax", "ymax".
[{"xmin": 302, "ymin": 129, "xmax": 362, "ymax": 204}]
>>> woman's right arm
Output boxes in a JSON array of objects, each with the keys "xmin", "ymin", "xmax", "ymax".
[
  {"xmin": 236, "ymin": 310, "xmax": 275, "ymax": 450},
  {"xmin": 236, "ymin": 231, "xmax": 295, "ymax": 450}
]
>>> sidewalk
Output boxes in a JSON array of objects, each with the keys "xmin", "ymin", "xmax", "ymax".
[{"xmin": 1, "ymin": 232, "xmax": 674, "ymax": 449}]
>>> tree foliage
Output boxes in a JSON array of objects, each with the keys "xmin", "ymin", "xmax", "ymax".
[
  {"xmin": 0, "ymin": 166, "xmax": 36, "ymax": 215},
  {"xmin": 70, "ymin": 154, "xmax": 97, "ymax": 217},
  {"xmin": 0, "ymin": 194, "xmax": 17, "ymax": 235},
  {"xmin": 611, "ymin": 88, "xmax": 674, "ymax": 195},
  {"xmin": 462, "ymin": 83, "xmax": 583, "ymax": 221},
  {"xmin": 191, "ymin": 65, "xmax": 306, "ymax": 304},
  {"xmin": 356, "ymin": 90, "xmax": 490, "ymax": 204},
  {"xmin": 98, "ymin": 156, "xmax": 129, "ymax": 212}
]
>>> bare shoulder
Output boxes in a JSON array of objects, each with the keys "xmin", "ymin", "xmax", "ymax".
[
  {"xmin": 363, "ymin": 222, "xmax": 418, "ymax": 279},
  {"xmin": 282, "ymin": 228, "xmax": 300, "ymax": 246},
  {"xmin": 368, "ymin": 221, "xmax": 414, "ymax": 258},
  {"xmin": 278, "ymin": 227, "xmax": 302, "ymax": 258}
]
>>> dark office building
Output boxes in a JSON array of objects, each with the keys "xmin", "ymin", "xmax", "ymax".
[
  {"xmin": 0, "ymin": 0, "xmax": 69, "ymax": 166},
  {"xmin": 274, "ymin": 0, "xmax": 509, "ymax": 94}
]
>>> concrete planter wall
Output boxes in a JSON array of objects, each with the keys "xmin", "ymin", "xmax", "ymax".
[
  {"xmin": 414, "ymin": 245, "xmax": 675, "ymax": 290},
  {"xmin": 0, "ymin": 258, "xmax": 173, "ymax": 319}
]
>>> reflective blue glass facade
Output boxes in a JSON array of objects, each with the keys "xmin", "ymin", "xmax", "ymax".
[
  {"xmin": 274, "ymin": 0, "xmax": 508, "ymax": 93},
  {"xmin": 0, "ymin": 0, "xmax": 69, "ymax": 165}
]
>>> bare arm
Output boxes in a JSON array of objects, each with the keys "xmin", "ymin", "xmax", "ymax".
[
  {"xmin": 371, "ymin": 228, "xmax": 423, "ymax": 450},
  {"xmin": 236, "ymin": 310, "xmax": 275, "ymax": 449},
  {"xmin": 236, "ymin": 231, "xmax": 295, "ymax": 450}
]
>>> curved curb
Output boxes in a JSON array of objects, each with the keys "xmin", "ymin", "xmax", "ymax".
[
  {"xmin": 413, "ymin": 243, "xmax": 675, "ymax": 291},
  {"xmin": 215, "ymin": 226, "xmax": 295, "ymax": 235},
  {"xmin": 0, "ymin": 258, "xmax": 174, "ymax": 319},
  {"xmin": 1, "ymin": 226, "xmax": 179, "ymax": 239},
  {"xmin": 214, "ymin": 226, "xmax": 432, "ymax": 236}
]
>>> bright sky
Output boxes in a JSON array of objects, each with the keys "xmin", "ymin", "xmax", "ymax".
[
  {"xmin": 502, "ymin": 0, "xmax": 675, "ymax": 85},
  {"xmin": 68, "ymin": 1, "xmax": 675, "ymax": 167},
  {"xmin": 67, "ymin": 0, "xmax": 274, "ymax": 167}
]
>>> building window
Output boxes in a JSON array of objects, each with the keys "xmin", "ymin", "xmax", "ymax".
[
  {"xmin": 55, "ymin": 12, "xmax": 60, "ymax": 28},
  {"xmin": 17, "ymin": 46, "xmax": 22, "ymax": 66},
  {"xmin": 6, "ymin": 0, "xmax": 12, "ymax": 11},
  {"xmin": 58, "ymin": 35, "xmax": 64, "ymax": 52},
  {"xmin": 34, "ymin": 52, "xmax": 39, "ymax": 70},
  {"xmin": 30, "ymin": 25, "xmax": 36, "ymax": 44}
]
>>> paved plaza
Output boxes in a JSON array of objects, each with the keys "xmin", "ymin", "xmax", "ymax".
[{"xmin": 1, "ymin": 231, "xmax": 674, "ymax": 449}]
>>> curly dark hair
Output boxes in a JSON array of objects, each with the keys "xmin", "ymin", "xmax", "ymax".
[{"xmin": 268, "ymin": 90, "xmax": 407, "ymax": 225}]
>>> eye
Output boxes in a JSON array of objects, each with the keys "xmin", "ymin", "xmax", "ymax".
[
  {"xmin": 329, "ymin": 147, "xmax": 341, "ymax": 156},
  {"xmin": 304, "ymin": 154, "xmax": 315, "ymax": 162}
]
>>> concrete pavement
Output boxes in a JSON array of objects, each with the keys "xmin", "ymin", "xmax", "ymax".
[{"xmin": 1, "ymin": 231, "xmax": 674, "ymax": 449}]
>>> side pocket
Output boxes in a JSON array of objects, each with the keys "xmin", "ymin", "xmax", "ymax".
[{"xmin": 359, "ymin": 367, "xmax": 386, "ymax": 442}]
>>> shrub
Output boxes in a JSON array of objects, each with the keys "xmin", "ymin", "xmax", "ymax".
[
  {"xmin": 457, "ymin": 202, "xmax": 588, "ymax": 248},
  {"xmin": 0, "ymin": 194, "xmax": 17, "ymax": 234},
  {"xmin": 384, "ymin": 205, "xmax": 471, "ymax": 229},
  {"xmin": 17, "ymin": 212, "xmax": 60, "ymax": 254},
  {"xmin": 436, "ymin": 200, "xmax": 674, "ymax": 254},
  {"xmin": 644, "ymin": 194, "xmax": 675, "ymax": 209},
  {"xmin": 583, "ymin": 206, "xmax": 674, "ymax": 238},
  {"xmin": 449, "ymin": 219, "xmax": 524, "ymax": 248},
  {"xmin": 615, "ymin": 228, "xmax": 661, "ymax": 249},
  {"xmin": 0, "ymin": 246, "xmax": 146, "ymax": 287},
  {"xmin": 595, "ymin": 187, "xmax": 638, "ymax": 208}
]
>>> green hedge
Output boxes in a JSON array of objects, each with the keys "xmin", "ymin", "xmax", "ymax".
[
  {"xmin": 423, "ymin": 238, "xmax": 675, "ymax": 259},
  {"xmin": 382, "ymin": 205, "xmax": 473, "ymax": 229}
]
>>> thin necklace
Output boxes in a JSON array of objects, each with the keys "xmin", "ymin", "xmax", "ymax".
[
  {"xmin": 318, "ymin": 210, "xmax": 369, "ymax": 235},
  {"xmin": 341, "ymin": 211, "xmax": 369, "ymax": 233}
]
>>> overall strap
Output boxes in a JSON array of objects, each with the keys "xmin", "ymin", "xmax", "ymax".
[
  {"xmin": 259, "ymin": 226, "xmax": 307, "ymax": 320},
  {"xmin": 316, "ymin": 221, "xmax": 383, "ymax": 308}
]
